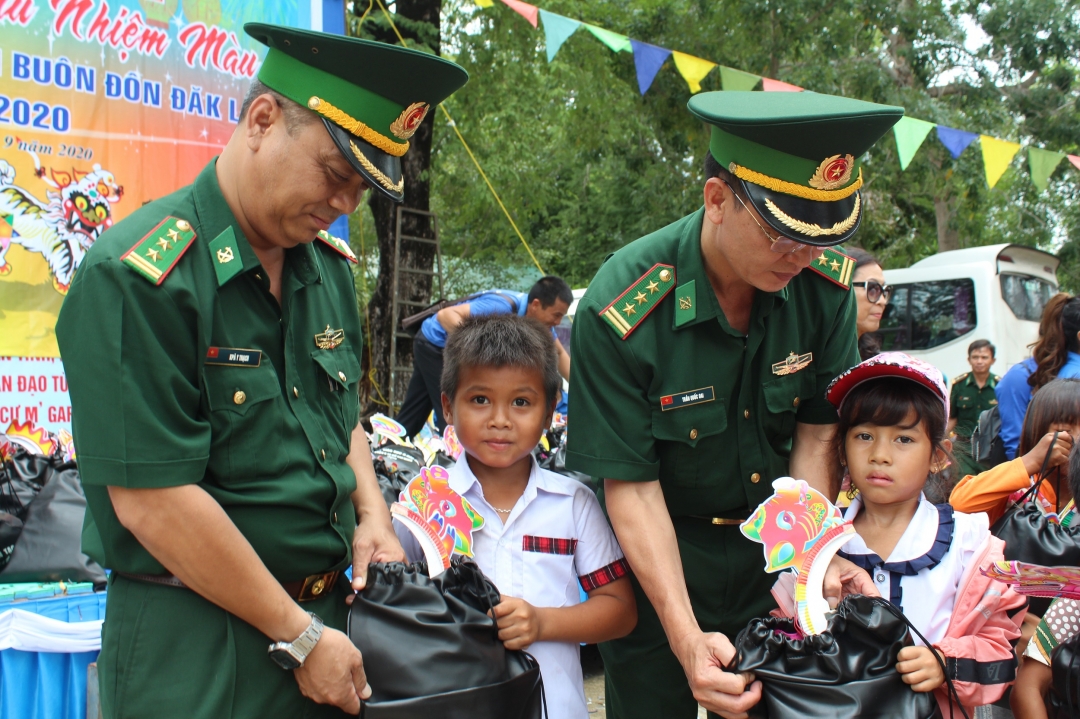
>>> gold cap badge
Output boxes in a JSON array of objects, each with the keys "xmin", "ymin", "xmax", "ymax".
[
  {"xmin": 390, "ymin": 102, "xmax": 430, "ymax": 140},
  {"xmin": 808, "ymin": 155, "xmax": 855, "ymax": 190}
]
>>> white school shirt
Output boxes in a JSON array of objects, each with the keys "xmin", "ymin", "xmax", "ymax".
[
  {"xmin": 838, "ymin": 494, "xmax": 988, "ymax": 645},
  {"xmin": 396, "ymin": 455, "xmax": 628, "ymax": 719}
]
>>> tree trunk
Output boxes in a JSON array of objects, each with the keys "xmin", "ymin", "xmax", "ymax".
[
  {"xmin": 353, "ymin": 0, "xmax": 443, "ymax": 418},
  {"xmin": 934, "ymin": 194, "xmax": 960, "ymax": 252}
]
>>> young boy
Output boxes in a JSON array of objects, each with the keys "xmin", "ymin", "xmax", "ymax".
[{"xmin": 397, "ymin": 313, "xmax": 637, "ymax": 718}]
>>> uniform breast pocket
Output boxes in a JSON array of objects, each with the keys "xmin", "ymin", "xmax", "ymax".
[
  {"xmin": 522, "ymin": 536, "xmax": 577, "ymax": 608},
  {"xmin": 651, "ymin": 399, "xmax": 728, "ymax": 487},
  {"xmin": 762, "ymin": 375, "xmax": 810, "ymax": 450},
  {"xmin": 202, "ymin": 363, "xmax": 287, "ymax": 481},
  {"xmin": 311, "ymin": 344, "xmax": 363, "ymax": 448}
]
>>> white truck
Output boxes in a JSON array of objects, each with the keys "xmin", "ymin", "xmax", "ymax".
[{"xmin": 880, "ymin": 243, "xmax": 1060, "ymax": 382}]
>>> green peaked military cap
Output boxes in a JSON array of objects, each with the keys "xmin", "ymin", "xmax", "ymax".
[
  {"xmin": 687, "ymin": 91, "xmax": 904, "ymax": 246},
  {"xmin": 245, "ymin": 23, "xmax": 468, "ymax": 203}
]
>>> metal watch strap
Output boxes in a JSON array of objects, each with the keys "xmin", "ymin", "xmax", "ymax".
[{"xmin": 268, "ymin": 612, "xmax": 324, "ymax": 669}]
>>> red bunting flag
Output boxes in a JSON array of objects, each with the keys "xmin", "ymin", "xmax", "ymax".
[
  {"xmin": 501, "ymin": 0, "xmax": 539, "ymax": 27},
  {"xmin": 762, "ymin": 78, "xmax": 803, "ymax": 92},
  {"xmin": 1070, "ymin": 155, "xmax": 1080, "ymax": 172}
]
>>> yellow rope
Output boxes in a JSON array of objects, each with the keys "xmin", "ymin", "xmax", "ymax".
[
  {"xmin": 369, "ymin": 0, "xmax": 545, "ymax": 274},
  {"xmin": 729, "ymin": 163, "xmax": 863, "ymax": 201}
]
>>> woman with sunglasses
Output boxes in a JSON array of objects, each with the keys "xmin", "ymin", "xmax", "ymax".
[{"xmin": 847, "ymin": 247, "xmax": 891, "ymax": 361}]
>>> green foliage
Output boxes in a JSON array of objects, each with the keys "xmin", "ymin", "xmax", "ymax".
[{"xmin": 423, "ymin": 0, "xmax": 1080, "ymax": 289}]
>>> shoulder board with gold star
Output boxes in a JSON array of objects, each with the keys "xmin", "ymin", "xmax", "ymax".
[
  {"xmin": 808, "ymin": 246, "xmax": 855, "ymax": 289},
  {"xmin": 599, "ymin": 263, "xmax": 676, "ymax": 340},
  {"xmin": 316, "ymin": 230, "xmax": 357, "ymax": 263},
  {"xmin": 952, "ymin": 372, "xmax": 969, "ymax": 385},
  {"xmin": 120, "ymin": 216, "xmax": 196, "ymax": 285}
]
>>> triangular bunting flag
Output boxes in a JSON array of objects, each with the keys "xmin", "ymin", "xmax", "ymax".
[
  {"xmin": 892, "ymin": 116, "xmax": 935, "ymax": 171},
  {"xmin": 1069, "ymin": 155, "xmax": 1080, "ymax": 172},
  {"xmin": 500, "ymin": 0, "xmax": 538, "ymax": 28},
  {"xmin": 672, "ymin": 52, "xmax": 716, "ymax": 93},
  {"xmin": 935, "ymin": 125, "xmax": 979, "ymax": 159},
  {"xmin": 584, "ymin": 24, "xmax": 631, "ymax": 53},
  {"xmin": 720, "ymin": 66, "xmax": 761, "ymax": 91},
  {"xmin": 1028, "ymin": 147, "xmax": 1066, "ymax": 192},
  {"xmin": 474, "ymin": 0, "xmax": 493, "ymax": 6},
  {"xmin": 630, "ymin": 40, "xmax": 672, "ymax": 95},
  {"xmin": 539, "ymin": 10, "xmax": 580, "ymax": 62},
  {"xmin": 762, "ymin": 77, "xmax": 802, "ymax": 92},
  {"xmin": 980, "ymin": 135, "xmax": 1022, "ymax": 189}
]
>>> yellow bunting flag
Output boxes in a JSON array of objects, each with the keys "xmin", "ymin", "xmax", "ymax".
[
  {"xmin": 474, "ymin": 0, "xmax": 493, "ymax": 6},
  {"xmin": 672, "ymin": 52, "xmax": 717, "ymax": 93},
  {"xmin": 980, "ymin": 135, "xmax": 1022, "ymax": 189}
]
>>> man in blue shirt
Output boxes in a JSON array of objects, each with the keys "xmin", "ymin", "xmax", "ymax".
[{"xmin": 395, "ymin": 275, "xmax": 573, "ymax": 435}]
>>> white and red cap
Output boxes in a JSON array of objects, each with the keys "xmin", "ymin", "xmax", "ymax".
[{"xmin": 826, "ymin": 351, "xmax": 949, "ymax": 417}]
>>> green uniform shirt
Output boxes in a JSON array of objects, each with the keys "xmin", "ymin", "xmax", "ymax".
[
  {"xmin": 56, "ymin": 160, "xmax": 362, "ymax": 582},
  {"xmin": 950, "ymin": 372, "xmax": 1000, "ymax": 439},
  {"xmin": 566, "ymin": 207, "xmax": 858, "ymax": 515}
]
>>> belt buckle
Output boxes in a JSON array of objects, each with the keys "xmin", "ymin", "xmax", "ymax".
[{"xmin": 298, "ymin": 571, "xmax": 339, "ymax": 602}]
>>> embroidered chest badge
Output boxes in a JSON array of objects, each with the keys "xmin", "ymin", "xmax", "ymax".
[
  {"xmin": 659, "ymin": 386, "xmax": 715, "ymax": 411},
  {"xmin": 772, "ymin": 352, "xmax": 813, "ymax": 376}
]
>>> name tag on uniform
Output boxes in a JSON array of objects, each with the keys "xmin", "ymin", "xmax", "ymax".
[
  {"xmin": 205, "ymin": 347, "xmax": 262, "ymax": 367},
  {"xmin": 660, "ymin": 386, "xmax": 715, "ymax": 411}
]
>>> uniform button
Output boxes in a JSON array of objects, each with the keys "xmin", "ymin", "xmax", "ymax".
[
  {"xmin": 744, "ymin": 409, "xmax": 750, "ymax": 419},
  {"xmin": 876, "ymin": 573, "xmax": 886, "ymax": 583},
  {"xmin": 310, "ymin": 578, "xmax": 325, "ymax": 596},
  {"xmin": 338, "ymin": 371, "xmax": 347, "ymax": 382},
  {"xmin": 321, "ymin": 449, "xmax": 326, "ymax": 460},
  {"xmin": 793, "ymin": 397, "xmax": 800, "ymax": 407},
  {"xmin": 333, "ymin": 512, "xmax": 338, "ymax": 523},
  {"xmin": 293, "ymin": 386, "xmax": 299, "ymax": 398},
  {"xmin": 233, "ymin": 390, "xmax": 246, "ymax": 405},
  {"xmin": 750, "ymin": 472, "xmax": 761, "ymax": 484},
  {"xmin": 689, "ymin": 428, "xmax": 698, "ymax": 440},
  {"xmin": 255, "ymin": 273, "xmax": 263, "ymax": 281}
]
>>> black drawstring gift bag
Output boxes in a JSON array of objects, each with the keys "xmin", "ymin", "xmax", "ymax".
[
  {"xmin": 348, "ymin": 557, "xmax": 544, "ymax": 719},
  {"xmin": 731, "ymin": 595, "xmax": 963, "ymax": 719}
]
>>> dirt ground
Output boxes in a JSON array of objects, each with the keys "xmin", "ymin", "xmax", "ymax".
[{"xmin": 581, "ymin": 645, "xmax": 707, "ymax": 718}]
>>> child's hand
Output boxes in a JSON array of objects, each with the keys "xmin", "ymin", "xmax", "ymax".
[
  {"xmin": 1022, "ymin": 431, "xmax": 1073, "ymax": 477},
  {"xmin": 491, "ymin": 595, "xmax": 544, "ymax": 650},
  {"xmin": 896, "ymin": 646, "xmax": 945, "ymax": 693}
]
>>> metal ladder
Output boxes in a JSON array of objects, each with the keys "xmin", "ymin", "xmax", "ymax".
[{"xmin": 388, "ymin": 206, "xmax": 444, "ymax": 411}]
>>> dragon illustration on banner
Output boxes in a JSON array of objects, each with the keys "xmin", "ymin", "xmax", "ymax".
[{"xmin": 0, "ymin": 153, "xmax": 123, "ymax": 294}]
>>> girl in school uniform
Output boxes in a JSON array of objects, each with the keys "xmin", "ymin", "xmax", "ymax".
[{"xmin": 824, "ymin": 353, "xmax": 1028, "ymax": 718}]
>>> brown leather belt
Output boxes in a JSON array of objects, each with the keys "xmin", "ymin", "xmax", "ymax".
[
  {"xmin": 686, "ymin": 516, "xmax": 747, "ymax": 526},
  {"xmin": 115, "ymin": 570, "xmax": 342, "ymax": 603}
]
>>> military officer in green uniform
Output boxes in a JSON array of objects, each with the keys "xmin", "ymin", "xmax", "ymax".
[
  {"xmin": 566, "ymin": 92, "xmax": 902, "ymax": 718},
  {"xmin": 55, "ymin": 25, "xmax": 466, "ymax": 719},
  {"xmin": 949, "ymin": 339, "xmax": 1000, "ymax": 474}
]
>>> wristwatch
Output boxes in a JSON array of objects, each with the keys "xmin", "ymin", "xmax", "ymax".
[{"xmin": 268, "ymin": 612, "xmax": 324, "ymax": 670}]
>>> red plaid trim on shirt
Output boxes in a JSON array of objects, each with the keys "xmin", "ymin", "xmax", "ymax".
[
  {"xmin": 522, "ymin": 536, "xmax": 578, "ymax": 555},
  {"xmin": 579, "ymin": 558, "xmax": 631, "ymax": 592}
]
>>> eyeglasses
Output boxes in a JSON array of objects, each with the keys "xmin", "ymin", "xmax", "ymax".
[
  {"xmin": 723, "ymin": 181, "xmax": 823, "ymax": 257},
  {"xmin": 852, "ymin": 280, "xmax": 893, "ymax": 303}
]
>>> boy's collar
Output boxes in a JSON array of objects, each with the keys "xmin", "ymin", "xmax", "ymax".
[{"xmin": 449, "ymin": 452, "xmax": 575, "ymax": 500}]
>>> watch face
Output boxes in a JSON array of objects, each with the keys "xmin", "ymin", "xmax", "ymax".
[{"xmin": 269, "ymin": 648, "xmax": 302, "ymax": 670}]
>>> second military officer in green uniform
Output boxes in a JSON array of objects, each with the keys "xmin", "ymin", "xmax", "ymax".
[
  {"xmin": 566, "ymin": 92, "xmax": 902, "ymax": 718},
  {"xmin": 56, "ymin": 25, "xmax": 467, "ymax": 719},
  {"xmin": 949, "ymin": 339, "xmax": 1000, "ymax": 474}
]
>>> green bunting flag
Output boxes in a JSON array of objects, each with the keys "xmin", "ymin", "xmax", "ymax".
[
  {"xmin": 585, "ymin": 24, "xmax": 631, "ymax": 53},
  {"xmin": 892, "ymin": 116, "xmax": 935, "ymax": 171},
  {"xmin": 539, "ymin": 10, "xmax": 580, "ymax": 62},
  {"xmin": 720, "ymin": 66, "xmax": 761, "ymax": 91},
  {"xmin": 1028, "ymin": 147, "xmax": 1066, "ymax": 192}
]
